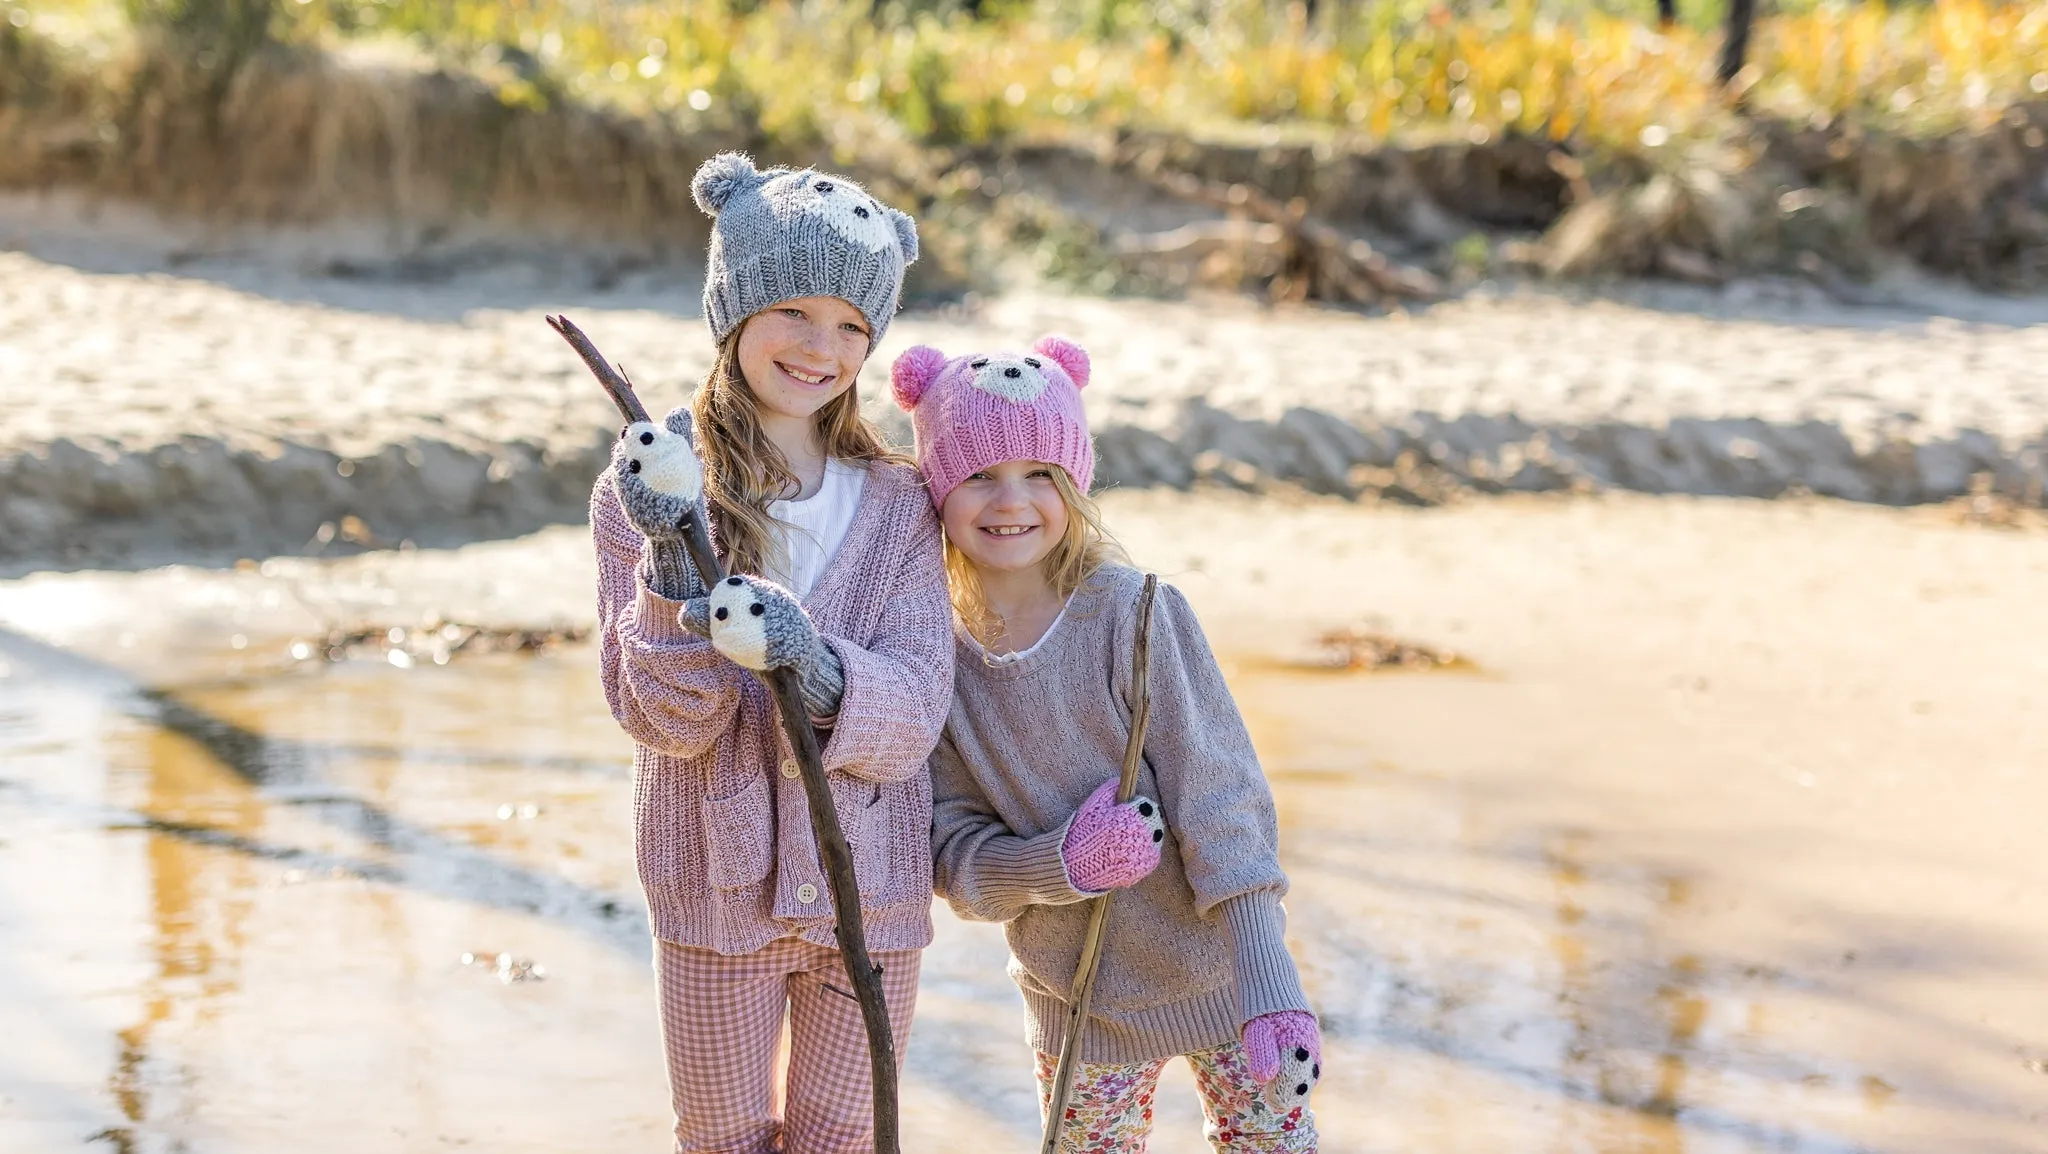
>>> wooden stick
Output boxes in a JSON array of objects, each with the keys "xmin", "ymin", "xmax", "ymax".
[
  {"xmin": 546, "ymin": 314, "xmax": 901, "ymax": 1154},
  {"xmin": 1040, "ymin": 573, "xmax": 1160, "ymax": 1154},
  {"xmin": 547, "ymin": 314, "xmax": 652, "ymax": 427}
]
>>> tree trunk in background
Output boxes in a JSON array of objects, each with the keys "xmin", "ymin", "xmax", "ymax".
[
  {"xmin": 1656, "ymin": 0, "xmax": 1677, "ymax": 27},
  {"xmin": 1717, "ymin": 0, "xmax": 1755, "ymax": 85}
]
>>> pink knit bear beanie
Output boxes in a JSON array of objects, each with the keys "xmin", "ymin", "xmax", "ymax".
[{"xmin": 889, "ymin": 336, "xmax": 1094, "ymax": 510}]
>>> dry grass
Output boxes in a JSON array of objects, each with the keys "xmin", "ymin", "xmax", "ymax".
[
  {"xmin": 250, "ymin": 0, "xmax": 2048, "ymax": 151},
  {"xmin": 0, "ymin": 8, "xmax": 736, "ymax": 252},
  {"xmin": 13, "ymin": 0, "xmax": 2048, "ymax": 197}
]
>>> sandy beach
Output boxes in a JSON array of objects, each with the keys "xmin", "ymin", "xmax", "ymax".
[{"xmin": 7, "ymin": 204, "xmax": 2048, "ymax": 571}]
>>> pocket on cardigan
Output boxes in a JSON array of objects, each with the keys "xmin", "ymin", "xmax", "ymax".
[
  {"xmin": 702, "ymin": 774, "xmax": 773, "ymax": 890},
  {"xmin": 835, "ymin": 779, "xmax": 892, "ymax": 900}
]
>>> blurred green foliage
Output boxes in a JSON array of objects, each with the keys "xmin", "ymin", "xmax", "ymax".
[{"xmin": 21, "ymin": 0, "xmax": 2048, "ymax": 150}]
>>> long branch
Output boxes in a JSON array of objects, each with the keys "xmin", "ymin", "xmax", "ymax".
[{"xmin": 1040, "ymin": 574, "xmax": 1159, "ymax": 1153}]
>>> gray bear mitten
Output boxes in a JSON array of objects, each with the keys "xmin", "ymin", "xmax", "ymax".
[
  {"xmin": 697, "ymin": 575, "xmax": 846, "ymax": 719},
  {"xmin": 610, "ymin": 407, "xmax": 707, "ymax": 602}
]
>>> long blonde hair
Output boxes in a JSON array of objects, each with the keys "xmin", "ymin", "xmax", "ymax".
[
  {"xmin": 692, "ymin": 325, "xmax": 911, "ymax": 577},
  {"xmin": 944, "ymin": 466, "xmax": 1129, "ymax": 649}
]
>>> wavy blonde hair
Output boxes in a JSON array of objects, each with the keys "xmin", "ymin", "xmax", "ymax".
[
  {"xmin": 945, "ymin": 466, "xmax": 1129, "ymax": 651},
  {"xmin": 692, "ymin": 325, "xmax": 911, "ymax": 578}
]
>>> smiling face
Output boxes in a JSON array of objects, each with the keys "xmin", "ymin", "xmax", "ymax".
[
  {"xmin": 939, "ymin": 460, "xmax": 1072, "ymax": 576},
  {"xmin": 734, "ymin": 296, "xmax": 874, "ymax": 425}
]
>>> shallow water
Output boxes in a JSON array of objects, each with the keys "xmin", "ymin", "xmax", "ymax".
[{"xmin": 4, "ymin": 495, "xmax": 2046, "ymax": 1153}]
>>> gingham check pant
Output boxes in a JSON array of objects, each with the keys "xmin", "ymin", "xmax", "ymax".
[{"xmin": 655, "ymin": 936, "xmax": 922, "ymax": 1153}]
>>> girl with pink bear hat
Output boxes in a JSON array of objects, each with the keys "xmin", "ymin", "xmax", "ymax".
[{"xmin": 893, "ymin": 335, "xmax": 1323, "ymax": 1152}]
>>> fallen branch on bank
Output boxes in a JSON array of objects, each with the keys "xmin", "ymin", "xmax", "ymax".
[{"xmin": 1128, "ymin": 164, "xmax": 1445, "ymax": 306}]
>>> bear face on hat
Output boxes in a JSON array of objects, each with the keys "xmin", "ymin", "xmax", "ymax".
[
  {"xmin": 691, "ymin": 152, "xmax": 919, "ymax": 349},
  {"xmin": 891, "ymin": 336, "xmax": 1094, "ymax": 510},
  {"xmin": 962, "ymin": 350, "xmax": 1059, "ymax": 403}
]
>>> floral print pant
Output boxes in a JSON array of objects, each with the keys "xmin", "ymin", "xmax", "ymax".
[{"xmin": 1034, "ymin": 1043, "xmax": 1318, "ymax": 1153}]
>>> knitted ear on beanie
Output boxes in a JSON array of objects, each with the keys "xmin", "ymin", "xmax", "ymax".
[
  {"xmin": 1060, "ymin": 777, "xmax": 1165, "ymax": 892},
  {"xmin": 1032, "ymin": 335, "xmax": 1090, "ymax": 389},
  {"xmin": 890, "ymin": 343, "xmax": 949, "ymax": 409}
]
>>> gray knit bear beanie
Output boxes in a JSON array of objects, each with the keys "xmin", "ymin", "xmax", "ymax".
[{"xmin": 692, "ymin": 152, "xmax": 920, "ymax": 350}]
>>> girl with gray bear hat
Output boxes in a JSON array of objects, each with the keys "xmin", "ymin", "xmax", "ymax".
[{"xmin": 589, "ymin": 152, "xmax": 952, "ymax": 1152}]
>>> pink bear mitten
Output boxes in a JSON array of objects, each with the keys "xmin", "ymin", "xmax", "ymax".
[
  {"xmin": 1243, "ymin": 1011, "xmax": 1322, "ymax": 1112},
  {"xmin": 1059, "ymin": 778, "xmax": 1165, "ymax": 892}
]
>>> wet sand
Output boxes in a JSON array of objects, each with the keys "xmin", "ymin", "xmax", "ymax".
[{"xmin": 3, "ymin": 492, "xmax": 2045, "ymax": 1152}]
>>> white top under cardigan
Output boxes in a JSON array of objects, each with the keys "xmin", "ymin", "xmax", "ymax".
[{"xmin": 764, "ymin": 458, "xmax": 866, "ymax": 598}]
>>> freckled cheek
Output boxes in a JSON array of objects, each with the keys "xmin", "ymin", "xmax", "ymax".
[{"xmin": 837, "ymin": 342, "xmax": 870, "ymax": 379}]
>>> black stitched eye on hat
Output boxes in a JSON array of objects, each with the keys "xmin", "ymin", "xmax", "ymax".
[
  {"xmin": 726, "ymin": 576, "xmax": 743, "ymax": 586},
  {"xmin": 816, "ymin": 181, "xmax": 835, "ymax": 193},
  {"xmin": 1025, "ymin": 357, "xmax": 1041, "ymax": 368},
  {"xmin": 970, "ymin": 358, "xmax": 989, "ymax": 369},
  {"xmin": 854, "ymin": 206, "xmax": 870, "ymax": 218},
  {"xmin": 714, "ymin": 607, "xmax": 729, "ymax": 621},
  {"xmin": 749, "ymin": 603, "xmax": 765, "ymax": 616}
]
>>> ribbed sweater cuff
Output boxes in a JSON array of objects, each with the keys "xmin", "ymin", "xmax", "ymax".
[
  {"xmin": 633, "ymin": 586, "xmax": 698, "ymax": 644},
  {"xmin": 984, "ymin": 826, "xmax": 1096, "ymax": 908},
  {"xmin": 637, "ymin": 538, "xmax": 704, "ymax": 603},
  {"xmin": 1220, "ymin": 890, "xmax": 1312, "ymax": 1022}
]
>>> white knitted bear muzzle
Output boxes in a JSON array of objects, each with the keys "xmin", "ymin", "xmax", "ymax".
[{"xmin": 968, "ymin": 354, "xmax": 1051, "ymax": 403}]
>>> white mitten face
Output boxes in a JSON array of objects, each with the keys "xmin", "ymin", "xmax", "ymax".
[
  {"xmin": 1128, "ymin": 796, "xmax": 1166, "ymax": 847},
  {"xmin": 707, "ymin": 576, "xmax": 771, "ymax": 670},
  {"xmin": 621, "ymin": 420, "xmax": 703, "ymax": 501},
  {"xmin": 1262, "ymin": 1045, "xmax": 1320, "ymax": 1112}
]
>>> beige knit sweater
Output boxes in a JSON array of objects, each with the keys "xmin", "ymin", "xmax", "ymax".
[{"xmin": 931, "ymin": 564, "xmax": 1311, "ymax": 1063}]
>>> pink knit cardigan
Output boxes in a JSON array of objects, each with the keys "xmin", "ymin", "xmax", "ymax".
[{"xmin": 590, "ymin": 459, "xmax": 955, "ymax": 954}]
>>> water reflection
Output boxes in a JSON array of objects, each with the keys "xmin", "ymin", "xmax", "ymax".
[
  {"xmin": 0, "ymin": 626, "xmax": 666, "ymax": 1152},
  {"xmin": 1235, "ymin": 664, "xmax": 2033, "ymax": 1154},
  {"xmin": 2, "ymin": 622, "xmax": 2041, "ymax": 1152}
]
